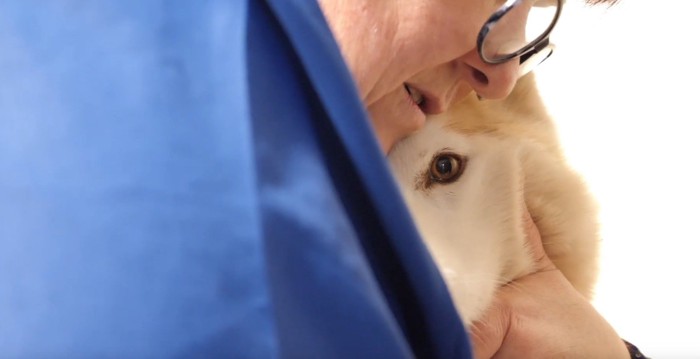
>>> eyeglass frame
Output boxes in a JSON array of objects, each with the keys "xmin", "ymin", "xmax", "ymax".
[{"xmin": 477, "ymin": 0, "xmax": 563, "ymax": 65}]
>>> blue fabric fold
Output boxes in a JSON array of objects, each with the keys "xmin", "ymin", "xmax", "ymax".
[{"xmin": 0, "ymin": 0, "xmax": 472, "ymax": 357}]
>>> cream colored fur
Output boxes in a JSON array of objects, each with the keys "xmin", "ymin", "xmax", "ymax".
[{"xmin": 387, "ymin": 73, "xmax": 600, "ymax": 324}]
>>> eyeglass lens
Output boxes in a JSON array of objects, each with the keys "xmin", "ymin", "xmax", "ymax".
[{"xmin": 481, "ymin": 0, "xmax": 559, "ymax": 62}]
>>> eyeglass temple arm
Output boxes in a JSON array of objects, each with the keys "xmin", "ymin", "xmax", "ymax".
[
  {"xmin": 518, "ymin": 38, "xmax": 555, "ymax": 77},
  {"xmin": 519, "ymin": 37, "xmax": 551, "ymax": 64}
]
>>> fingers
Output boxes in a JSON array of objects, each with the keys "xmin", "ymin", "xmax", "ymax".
[
  {"xmin": 522, "ymin": 205, "xmax": 556, "ymax": 272},
  {"xmin": 468, "ymin": 300, "xmax": 510, "ymax": 359}
]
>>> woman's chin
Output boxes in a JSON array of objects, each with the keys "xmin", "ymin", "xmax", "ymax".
[{"xmin": 368, "ymin": 86, "xmax": 426, "ymax": 153}]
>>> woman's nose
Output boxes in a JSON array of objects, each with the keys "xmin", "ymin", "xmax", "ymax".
[{"xmin": 460, "ymin": 49, "xmax": 520, "ymax": 100}]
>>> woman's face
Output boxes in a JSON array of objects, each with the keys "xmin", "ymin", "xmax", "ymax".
[{"xmin": 320, "ymin": 0, "xmax": 530, "ymax": 153}]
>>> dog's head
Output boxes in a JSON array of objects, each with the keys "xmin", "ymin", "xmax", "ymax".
[
  {"xmin": 388, "ymin": 74, "xmax": 600, "ymax": 323},
  {"xmin": 388, "ymin": 117, "xmax": 535, "ymax": 323}
]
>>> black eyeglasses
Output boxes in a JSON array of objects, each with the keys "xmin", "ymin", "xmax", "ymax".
[{"xmin": 477, "ymin": 0, "xmax": 563, "ymax": 71}]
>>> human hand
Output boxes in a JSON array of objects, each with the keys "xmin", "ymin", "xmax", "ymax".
[{"xmin": 468, "ymin": 211, "xmax": 630, "ymax": 359}]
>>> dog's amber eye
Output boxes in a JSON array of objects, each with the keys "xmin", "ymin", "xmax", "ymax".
[{"xmin": 429, "ymin": 153, "xmax": 466, "ymax": 184}]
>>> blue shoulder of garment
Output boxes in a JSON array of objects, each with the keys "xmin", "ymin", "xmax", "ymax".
[{"xmin": 0, "ymin": 0, "xmax": 472, "ymax": 358}]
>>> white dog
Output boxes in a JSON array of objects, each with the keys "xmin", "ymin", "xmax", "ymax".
[{"xmin": 388, "ymin": 74, "xmax": 600, "ymax": 324}]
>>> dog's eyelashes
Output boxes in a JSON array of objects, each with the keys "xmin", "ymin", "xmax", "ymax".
[{"xmin": 426, "ymin": 152, "xmax": 468, "ymax": 187}]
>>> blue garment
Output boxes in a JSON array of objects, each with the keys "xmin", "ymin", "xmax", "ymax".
[{"xmin": 0, "ymin": 0, "xmax": 472, "ymax": 357}]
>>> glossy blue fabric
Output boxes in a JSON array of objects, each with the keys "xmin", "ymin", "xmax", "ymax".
[{"xmin": 0, "ymin": 0, "xmax": 472, "ymax": 357}]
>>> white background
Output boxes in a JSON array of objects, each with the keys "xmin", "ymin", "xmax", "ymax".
[{"xmin": 534, "ymin": 1, "xmax": 700, "ymax": 357}]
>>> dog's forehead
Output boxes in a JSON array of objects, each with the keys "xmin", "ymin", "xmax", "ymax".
[
  {"xmin": 391, "ymin": 124, "xmax": 443, "ymax": 165},
  {"xmin": 396, "ymin": 121, "xmax": 469, "ymax": 157},
  {"xmin": 411, "ymin": 120, "xmax": 471, "ymax": 155}
]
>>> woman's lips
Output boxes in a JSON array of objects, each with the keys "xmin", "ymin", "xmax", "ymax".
[
  {"xmin": 366, "ymin": 84, "xmax": 429, "ymax": 152},
  {"xmin": 404, "ymin": 84, "xmax": 425, "ymax": 108},
  {"xmin": 403, "ymin": 83, "xmax": 446, "ymax": 115}
]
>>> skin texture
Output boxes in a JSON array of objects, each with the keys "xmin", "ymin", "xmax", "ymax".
[
  {"xmin": 317, "ymin": 1, "xmax": 630, "ymax": 357},
  {"xmin": 317, "ymin": 0, "xmax": 521, "ymax": 153}
]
